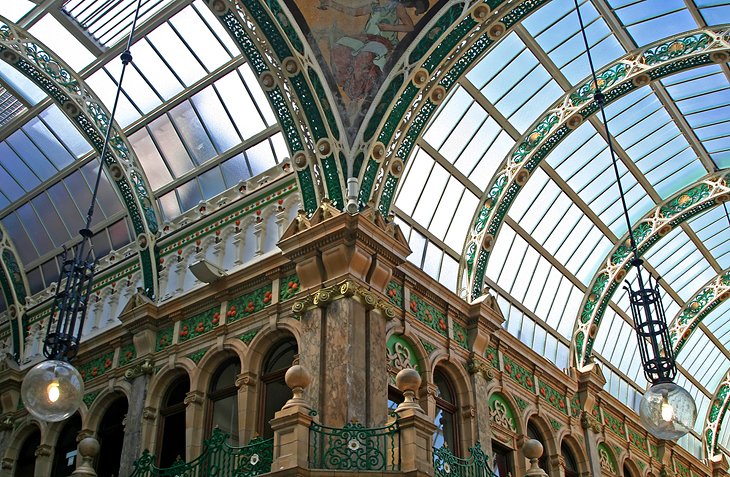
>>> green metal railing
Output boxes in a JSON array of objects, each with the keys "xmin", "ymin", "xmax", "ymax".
[
  {"xmin": 308, "ymin": 415, "xmax": 400, "ymax": 471},
  {"xmin": 433, "ymin": 442, "xmax": 498, "ymax": 477},
  {"xmin": 130, "ymin": 429, "xmax": 273, "ymax": 477}
]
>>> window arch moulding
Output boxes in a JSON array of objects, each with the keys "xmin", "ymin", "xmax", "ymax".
[{"xmin": 0, "ymin": 221, "xmax": 28, "ymax": 360}]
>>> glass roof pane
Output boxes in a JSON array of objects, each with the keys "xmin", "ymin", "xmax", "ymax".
[
  {"xmin": 0, "ymin": 61, "xmax": 46, "ymax": 105},
  {"xmin": 0, "ymin": 86, "xmax": 26, "ymax": 127},
  {"xmin": 688, "ymin": 207, "xmax": 730, "ymax": 269},
  {"xmin": 215, "ymin": 69, "xmax": 268, "ymax": 140},
  {"xmin": 63, "ymin": 0, "xmax": 176, "ymax": 46},
  {"xmin": 169, "ymin": 100, "xmax": 217, "ymax": 164},
  {"xmin": 0, "ymin": 1, "xmax": 34, "ymax": 22},
  {"xmin": 704, "ymin": 299, "xmax": 730, "ymax": 345},
  {"xmin": 169, "ymin": 5, "xmax": 235, "ymax": 73},
  {"xmin": 190, "ymin": 86, "xmax": 241, "ymax": 154},
  {"xmin": 608, "ymin": 0, "xmax": 697, "ymax": 46},
  {"xmin": 146, "ymin": 22, "xmax": 208, "ymax": 86},
  {"xmin": 39, "ymin": 105, "xmax": 91, "ymax": 158},
  {"xmin": 28, "ymin": 15, "xmax": 95, "ymax": 71}
]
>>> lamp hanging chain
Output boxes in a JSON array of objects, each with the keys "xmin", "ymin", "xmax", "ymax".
[
  {"xmin": 84, "ymin": 0, "xmax": 143, "ymax": 230},
  {"xmin": 573, "ymin": 0, "xmax": 676, "ymax": 384},
  {"xmin": 44, "ymin": 0, "xmax": 144, "ymax": 362}
]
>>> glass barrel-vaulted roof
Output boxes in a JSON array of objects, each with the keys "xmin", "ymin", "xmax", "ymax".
[
  {"xmin": 0, "ymin": 0, "xmax": 283, "ymax": 299},
  {"xmin": 393, "ymin": 0, "xmax": 730, "ymax": 459},
  {"xmin": 0, "ymin": 0, "xmax": 729, "ymax": 460}
]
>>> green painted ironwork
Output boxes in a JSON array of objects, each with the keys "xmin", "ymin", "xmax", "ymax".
[
  {"xmin": 130, "ymin": 428, "xmax": 273, "ymax": 477},
  {"xmin": 433, "ymin": 441, "xmax": 497, "ymax": 477},
  {"xmin": 308, "ymin": 417, "xmax": 400, "ymax": 470}
]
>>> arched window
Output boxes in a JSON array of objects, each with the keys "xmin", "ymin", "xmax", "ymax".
[
  {"xmin": 492, "ymin": 441, "xmax": 514, "ymax": 477},
  {"xmin": 52, "ymin": 413, "xmax": 81, "ymax": 477},
  {"xmin": 527, "ymin": 422, "xmax": 550, "ymax": 476},
  {"xmin": 433, "ymin": 370, "xmax": 459, "ymax": 454},
  {"xmin": 14, "ymin": 427, "xmax": 40, "ymax": 477},
  {"xmin": 561, "ymin": 442, "xmax": 579, "ymax": 477},
  {"xmin": 207, "ymin": 358, "xmax": 241, "ymax": 444},
  {"xmin": 158, "ymin": 375, "xmax": 189, "ymax": 467},
  {"xmin": 624, "ymin": 463, "xmax": 635, "ymax": 477},
  {"xmin": 259, "ymin": 338, "xmax": 298, "ymax": 438},
  {"xmin": 96, "ymin": 395, "xmax": 128, "ymax": 477}
]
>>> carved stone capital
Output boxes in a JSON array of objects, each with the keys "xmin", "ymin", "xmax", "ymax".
[
  {"xmin": 142, "ymin": 406, "xmax": 157, "ymax": 421},
  {"xmin": 0, "ymin": 415, "xmax": 13, "ymax": 431},
  {"xmin": 580, "ymin": 411, "xmax": 601, "ymax": 433},
  {"xmin": 466, "ymin": 356, "xmax": 494, "ymax": 380},
  {"xmin": 291, "ymin": 280, "xmax": 398, "ymax": 319},
  {"xmin": 235, "ymin": 372, "xmax": 257, "ymax": 388},
  {"xmin": 35, "ymin": 444, "xmax": 52, "ymax": 457},
  {"xmin": 184, "ymin": 390, "xmax": 205, "ymax": 406},
  {"xmin": 124, "ymin": 358, "xmax": 154, "ymax": 380},
  {"xmin": 1, "ymin": 458, "xmax": 13, "ymax": 470}
]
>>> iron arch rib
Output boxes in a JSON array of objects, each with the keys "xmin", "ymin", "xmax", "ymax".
[
  {"xmin": 456, "ymin": 26, "xmax": 730, "ymax": 303},
  {"xmin": 670, "ymin": 269, "xmax": 730, "ymax": 357},
  {"xmin": 572, "ymin": 171, "xmax": 730, "ymax": 371},
  {"xmin": 0, "ymin": 17, "xmax": 161, "ymax": 299}
]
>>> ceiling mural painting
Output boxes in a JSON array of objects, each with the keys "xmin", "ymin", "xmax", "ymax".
[{"xmin": 286, "ymin": 0, "xmax": 445, "ymax": 138}]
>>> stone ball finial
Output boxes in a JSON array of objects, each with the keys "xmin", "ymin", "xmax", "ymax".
[
  {"xmin": 523, "ymin": 439, "xmax": 548, "ymax": 477},
  {"xmin": 78, "ymin": 437, "xmax": 100, "ymax": 458},
  {"xmin": 285, "ymin": 364, "xmax": 311, "ymax": 390},
  {"xmin": 71, "ymin": 437, "xmax": 100, "ymax": 476},
  {"xmin": 282, "ymin": 364, "xmax": 311, "ymax": 410},
  {"xmin": 395, "ymin": 368, "xmax": 423, "ymax": 412},
  {"xmin": 396, "ymin": 367, "xmax": 421, "ymax": 393},
  {"xmin": 523, "ymin": 439, "xmax": 543, "ymax": 460}
]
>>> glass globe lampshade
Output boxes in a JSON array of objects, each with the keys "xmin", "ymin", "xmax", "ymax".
[
  {"xmin": 21, "ymin": 360, "xmax": 84, "ymax": 422},
  {"xmin": 639, "ymin": 382, "xmax": 697, "ymax": 440}
]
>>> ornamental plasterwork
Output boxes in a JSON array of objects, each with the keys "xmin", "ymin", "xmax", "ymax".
[
  {"xmin": 0, "ymin": 223, "xmax": 28, "ymax": 360},
  {"xmin": 387, "ymin": 341, "xmax": 417, "ymax": 374},
  {"xmin": 459, "ymin": 26, "xmax": 730, "ymax": 302},
  {"xmin": 489, "ymin": 399, "xmax": 516, "ymax": 432},
  {"xmin": 291, "ymin": 280, "xmax": 398, "ymax": 319},
  {"xmin": 598, "ymin": 445, "xmax": 616, "ymax": 474},
  {"xmin": 573, "ymin": 171, "xmax": 730, "ymax": 370},
  {"xmin": 669, "ymin": 270, "xmax": 730, "ymax": 355}
]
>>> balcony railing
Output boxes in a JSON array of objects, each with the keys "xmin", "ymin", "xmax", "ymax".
[
  {"xmin": 130, "ymin": 429, "xmax": 273, "ymax": 477},
  {"xmin": 433, "ymin": 442, "xmax": 497, "ymax": 477},
  {"xmin": 308, "ymin": 414, "xmax": 400, "ymax": 471}
]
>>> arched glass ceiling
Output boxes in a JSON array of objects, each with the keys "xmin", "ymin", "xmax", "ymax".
[
  {"xmin": 0, "ymin": 0, "xmax": 284, "ymax": 295},
  {"xmin": 393, "ymin": 0, "xmax": 730, "ymax": 458}
]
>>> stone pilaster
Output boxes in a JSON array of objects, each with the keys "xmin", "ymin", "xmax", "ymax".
[
  {"xmin": 278, "ymin": 203, "xmax": 410, "ymax": 428},
  {"xmin": 466, "ymin": 294, "xmax": 504, "ymax": 455},
  {"xmin": 117, "ymin": 371, "xmax": 151, "ymax": 477},
  {"xmin": 573, "ymin": 364, "xmax": 606, "ymax": 477}
]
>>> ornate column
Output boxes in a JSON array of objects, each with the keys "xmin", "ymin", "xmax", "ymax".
[
  {"xmin": 117, "ymin": 361, "xmax": 154, "ymax": 477},
  {"xmin": 573, "ymin": 365, "xmax": 606, "ymax": 477},
  {"xmin": 278, "ymin": 203, "xmax": 410, "ymax": 428},
  {"xmin": 117, "ymin": 291, "xmax": 159, "ymax": 475}
]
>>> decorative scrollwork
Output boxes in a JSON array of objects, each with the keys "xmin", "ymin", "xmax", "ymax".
[
  {"xmin": 433, "ymin": 441, "xmax": 497, "ymax": 477},
  {"xmin": 309, "ymin": 419, "xmax": 400, "ymax": 471},
  {"xmin": 130, "ymin": 428, "xmax": 273, "ymax": 477}
]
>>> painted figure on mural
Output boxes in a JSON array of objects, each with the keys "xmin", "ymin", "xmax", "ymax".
[{"xmin": 319, "ymin": 0, "xmax": 429, "ymax": 104}]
